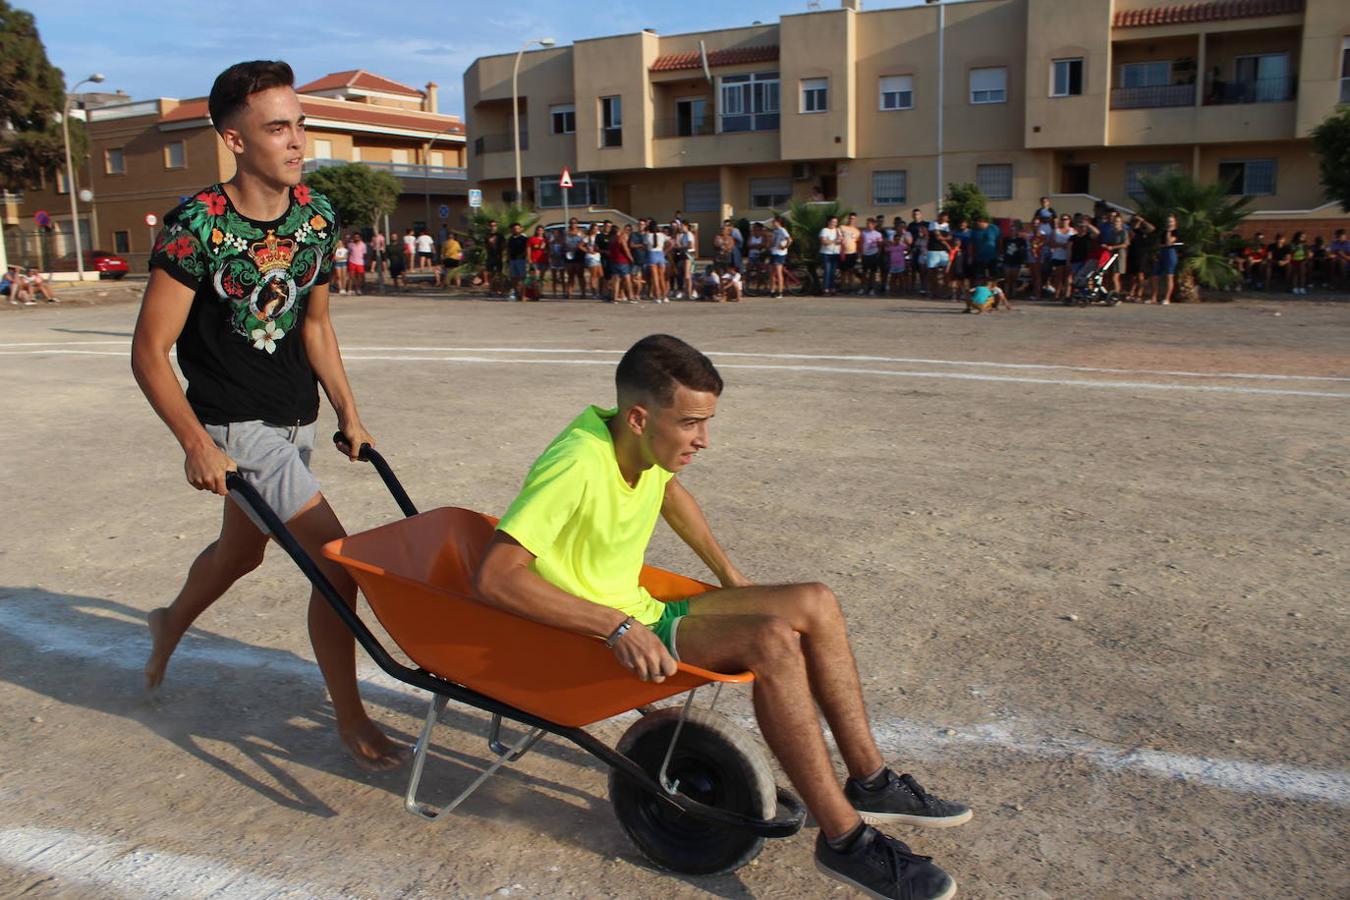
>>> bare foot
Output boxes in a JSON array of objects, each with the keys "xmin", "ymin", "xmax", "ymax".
[
  {"xmin": 342, "ymin": 722, "xmax": 412, "ymax": 773},
  {"xmin": 144, "ymin": 607, "xmax": 177, "ymax": 691}
]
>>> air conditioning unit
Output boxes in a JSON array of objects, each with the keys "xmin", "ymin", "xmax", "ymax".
[{"xmin": 791, "ymin": 162, "xmax": 816, "ymax": 181}]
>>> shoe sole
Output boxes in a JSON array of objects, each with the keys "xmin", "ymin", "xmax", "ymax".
[
  {"xmin": 859, "ymin": 809, "xmax": 973, "ymax": 828},
  {"xmin": 815, "ymin": 858, "xmax": 957, "ymax": 900}
]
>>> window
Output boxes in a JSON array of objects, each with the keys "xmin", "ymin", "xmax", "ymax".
[
  {"xmin": 719, "ymin": 72, "xmax": 780, "ymax": 132},
  {"xmin": 55, "ymin": 168, "xmax": 69, "ymax": 193},
  {"xmin": 749, "ymin": 177, "xmax": 791, "ymax": 209},
  {"xmin": 113, "ymin": 230, "xmax": 130, "ymax": 254},
  {"xmin": 1120, "ymin": 61, "xmax": 1171, "ymax": 89},
  {"xmin": 801, "ymin": 78, "xmax": 828, "ymax": 113},
  {"xmin": 550, "ymin": 103, "xmax": 576, "ymax": 135},
  {"xmin": 104, "ymin": 148, "xmax": 125, "ymax": 175},
  {"xmin": 1342, "ymin": 37, "xmax": 1350, "ymax": 103},
  {"xmin": 351, "ymin": 146, "xmax": 362, "ymax": 162},
  {"xmin": 683, "ymin": 180, "xmax": 720, "ymax": 212},
  {"xmin": 976, "ymin": 164, "xmax": 1013, "ymax": 200},
  {"xmin": 429, "ymin": 150, "xmax": 445, "ymax": 167},
  {"xmin": 164, "ymin": 141, "xmax": 185, "ymax": 169},
  {"xmin": 675, "ymin": 98, "xmax": 713, "ymax": 136},
  {"xmin": 970, "ymin": 67, "xmax": 1007, "ymax": 104},
  {"xmin": 1052, "ymin": 58, "xmax": 1084, "ymax": 97},
  {"xmin": 600, "ymin": 96, "xmax": 622, "ymax": 147},
  {"xmin": 391, "ymin": 148, "xmax": 409, "ymax": 164},
  {"xmin": 313, "ymin": 138, "xmax": 332, "ymax": 160},
  {"xmin": 1218, "ymin": 160, "xmax": 1276, "ymax": 196},
  {"xmin": 880, "ymin": 75, "xmax": 914, "ymax": 110},
  {"xmin": 535, "ymin": 173, "xmax": 607, "ymax": 208},
  {"xmin": 1125, "ymin": 162, "xmax": 1179, "ymax": 198},
  {"xmin": 873, "ymin": 170, "xmax": 907, "ymax": 205},
  {"xmin": 1234, "ymin": 53, "xmax": 1290, "ymax": 101}
]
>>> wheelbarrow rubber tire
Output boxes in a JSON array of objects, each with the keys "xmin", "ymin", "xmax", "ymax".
[{"xmin": 610, "ymin": 707, "xmax": 776, "ymax": 876}]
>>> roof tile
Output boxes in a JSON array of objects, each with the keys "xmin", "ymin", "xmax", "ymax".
[
  {"xmin": 1113, "ymin": 0, "xmax": 1302, "ymax": 28},
  {"xmin": 158, "ymin": 95, "xmax": 462, "ymax": 135},
  {"xmin": 650, "ymin": 44, "xmax": 779, "ymax": 73},
  {"xmin": 296, "ymin": 69, "xmax": 424, "ymax": 97}
]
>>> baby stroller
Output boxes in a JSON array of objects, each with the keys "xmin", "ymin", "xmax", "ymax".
[{"xmin": 1069, "ymin": 247, "xmax": 1121, "ymax": 307}]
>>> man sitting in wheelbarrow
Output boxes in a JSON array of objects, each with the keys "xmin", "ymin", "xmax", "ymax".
[{"xmin": 475, "ymin": 334, "xmax": 970, "ymax": 900}]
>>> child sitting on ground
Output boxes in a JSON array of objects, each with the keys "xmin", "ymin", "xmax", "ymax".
[
  {"xmin": 717, "ymin": 264, "xmax": 742, "ymax": 302},
  {"xmin": 965, "ymin": 278, "xmax": 1010, "ymax": 314}
]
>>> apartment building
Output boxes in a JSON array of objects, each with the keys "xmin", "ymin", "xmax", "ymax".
[
  {"xmin": 464, "ymin": 0, "xmax": 1349, "ymax": 238},
  {"xmin": 6, "ymin": 70, "xmax": 468, "ymax": 272}
]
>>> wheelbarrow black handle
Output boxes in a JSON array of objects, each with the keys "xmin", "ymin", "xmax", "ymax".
[{"xmin": 332, "ymin": 431, "xmax": 419, "ymax": 518}]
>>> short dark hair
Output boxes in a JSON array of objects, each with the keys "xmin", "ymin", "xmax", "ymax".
[
  {"xmin": 208, "ymin": 60, "xmax": 295, "ymax": 133},
  {"xmin": 616, "ymin": 334, "xmax": 723, "ymax": 407}
]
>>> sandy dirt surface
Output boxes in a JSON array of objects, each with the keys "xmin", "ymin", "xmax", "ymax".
[{"xmin": 1, "ymin": 290, "xmax": 1347, "ymax": 899}]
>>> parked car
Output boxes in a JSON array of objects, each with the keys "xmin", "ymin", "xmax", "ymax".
[{"xmin": 49, "ymin": 250, "xmax": 129, "ymax": 279}]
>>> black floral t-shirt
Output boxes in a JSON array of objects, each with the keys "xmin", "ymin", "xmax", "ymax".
[{"xmin": 149, "ymin": 183, "xmax": 337, "ymax": 425}]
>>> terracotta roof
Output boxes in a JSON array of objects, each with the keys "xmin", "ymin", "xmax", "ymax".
[
  {"xmin": 158, "ymin": 95, "xmax": 463, "ymax": 136},
  {"xmin": 296, "ymin": 69, "xmax": 424, "ymax": 97},
  {"xmin": 650, "ymin": 44, "xmax": 780, "ymax": 73},
  {"xmin": 1113, "ymin": 0, "xmax": 1303, "ymax": 28}
]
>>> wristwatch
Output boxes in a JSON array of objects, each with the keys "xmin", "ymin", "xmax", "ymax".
[{"xmin": 604, "ymin": 616, "xmax": 637, "ymax": 648}]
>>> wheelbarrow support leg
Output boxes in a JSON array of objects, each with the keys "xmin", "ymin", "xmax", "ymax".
[{"xmin": 404, "ymin": 694, "xmax": 544, "ymax": 823}]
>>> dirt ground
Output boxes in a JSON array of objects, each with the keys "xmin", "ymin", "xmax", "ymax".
[{"xmin": 1, "ymin": 285, "xmax": 1347, "ymax": 899}]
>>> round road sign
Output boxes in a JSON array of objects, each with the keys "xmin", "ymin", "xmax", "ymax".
[
  {"xmin": 438, "ymin": 204, "xmax": 450, "ymax": 220},
  {"xmin": 145, "ymin": 213, "xmax": 158, "ymax": 227},
  {"xmin": 34, "ymin": 210, "xmax": 51, "ymax": 228}
]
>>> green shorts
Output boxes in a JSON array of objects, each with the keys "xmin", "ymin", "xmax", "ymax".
[{"xmin": 649, "ymin": 600, "xmax": 690, "ymax": 657}]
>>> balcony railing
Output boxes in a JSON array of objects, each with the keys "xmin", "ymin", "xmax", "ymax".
[
  {"xmin": 1206, "ymin": 76, "xmax": 1296, "ymax": 105},
  {"xmin": 303, "ymin": 159, "xmax": 466, "ymax": 180},
  {"xmin": 1109, "ymin": 83, "xmax": 1196, "ymax": 109},
  {"xmin": 652, "ymin": 116, "xmax": 717, "ymax": 139},
  {"xmin": 474, "ymin": 132, "xmax": 526, "ymax": 155}
]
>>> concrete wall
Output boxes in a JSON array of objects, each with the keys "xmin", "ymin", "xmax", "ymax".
[
  {"xmin": 1295, "ymin": 0, "xmax": 1350, "ymax": 135},
  {"xmin": 779, "ymin": 9, "xmax": 856, "ymax": 160},
  {"xmin": 1023, "ymin": 0, "xmax": 1110, "ymax": 150},
  {"xmin": 573, "ymin": 32, "xmax": 658, "ymax": 173}
]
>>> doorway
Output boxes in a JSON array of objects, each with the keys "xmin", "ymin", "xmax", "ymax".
[{"xmin": 1060, "ymin": 164, "xmax": 1090, "ymax": 195}]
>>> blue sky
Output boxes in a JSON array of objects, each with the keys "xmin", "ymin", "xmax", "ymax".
[{"xmin": 28, "ymin": 0, "xmax": 929, "ymax": 119}]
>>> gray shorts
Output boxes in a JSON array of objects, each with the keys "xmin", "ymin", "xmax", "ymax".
[{"xmin": 204, "ymin": 420, "xmax": 321, "ymax": 534}]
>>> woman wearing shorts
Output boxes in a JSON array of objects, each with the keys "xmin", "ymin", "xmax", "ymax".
[
  {"xmin": 332, "ymin": 240, "xmax": 349, "ymax": 295},
  {"xmin": 1149, "ymin": 215, "xmax": 1182, "ymax": 305},
  {"xmin": 925, "ymin": 227, "xmax": 952, "ymax": 299},
  {"xmin": 644, "ymin": 221, "xmax": 670, "ymax": 303},
  {"xmin": 606, "ymin": 224, "xmax": 634, "ymax": 302}
]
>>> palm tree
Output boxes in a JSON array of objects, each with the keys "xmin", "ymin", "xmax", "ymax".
[
  {"xmin": 779, "ymin": 199, "xmax": 853, "ymax": 293},
  {"xmin": 1135, "ymin": 171, "xmax": 1252, "ymax": 301},
  {"xmin": 458, "ymin": 201, "xmax": 540, "ymax": 278}
]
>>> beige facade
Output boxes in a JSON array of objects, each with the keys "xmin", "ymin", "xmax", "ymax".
[
  {"xmin": 6, "ymin": 72, "xmax": 468, "ymax": 273},
  {"xmin": 465, "ymin": 0, "xmax": 1349, "ymax": 233}
]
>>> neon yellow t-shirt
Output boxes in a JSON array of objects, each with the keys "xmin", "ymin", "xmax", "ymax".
[{"xmin": 496, "ymin": 406, "xmax": 672, "ymax": 625}]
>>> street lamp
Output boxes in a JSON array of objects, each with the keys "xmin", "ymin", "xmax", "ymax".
[
  {"xmin": 62, "ymin": 73, "xmax": 105, "ymax": 280},
  {"xmin": 513, "ymin": 37, "xmax": 555, "ymax": 204}
]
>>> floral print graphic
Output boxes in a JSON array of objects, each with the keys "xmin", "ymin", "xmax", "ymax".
[{"xmin": 150, "ymin": 184, "xmax": 336, "ymax": 354}]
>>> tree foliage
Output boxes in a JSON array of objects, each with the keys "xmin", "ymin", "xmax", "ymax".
[
  {"xmin": 301, "ymin": 163, "xmax": 401, "ymax": 231},
  {"xmin": 941, "ymin": 182, "xmax": 990, "ymax": 225},
  {"xmin": 0, "ymin": 1, "xmax": 86, "ymax": 188},
  {"xmin": 1134, "ymin": 169, "xmax": 1252, "ymax": 298},
  {"xmin": 1310, "ymin": 106, "xmax": 1350, "ymax": 213}
]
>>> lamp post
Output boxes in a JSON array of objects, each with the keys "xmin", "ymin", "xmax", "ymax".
[
  {"xmin": 933, "ymin": 0, "xmax": 946, "ymax": 215},
  {"xmin": 62, "ymin": 73, "xmax": 105, "ymax": 280},
  {"xmin": 512, "ymin": 37, "xmax": 556, "ymax": 204}
]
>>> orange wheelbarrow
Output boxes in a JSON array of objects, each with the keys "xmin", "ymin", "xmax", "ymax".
[{"xmin": 224, "ymin": 437, "xmax": 804, "ymax": 875}]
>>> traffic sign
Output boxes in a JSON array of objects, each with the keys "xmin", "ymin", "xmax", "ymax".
[
  {"xmin": 468, "ymin": 189, "xmax": 483, "ymax": 208},
  {"xmin": 34, "ymin": 210, "xmax": 51, "ymax": 228},
  {"xmin": 559, "ymin": 168, "xmax": 573, "ymax": 189},
  {"xmin": 438, "ymin": 204, "xmax": 450, "ymax": 220},
  {"xmin": 144, "ymin": 213, "xmax": 158, "ymax": 227}
]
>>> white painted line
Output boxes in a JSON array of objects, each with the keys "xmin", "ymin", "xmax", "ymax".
[
  {"xmin": 0, "ymin": 826, "xmax": 327, "ymax": 898},
  {"xmin": 0, "ymin": 340, "xmax": 128, "ymax": 348},
  {"xmin": 3, "ymin": 340, "xmax": 1345, "ymax": 384},
  {"xmin": 2, "ymin": 596, "xmax": 1346, "ymax": 807}
]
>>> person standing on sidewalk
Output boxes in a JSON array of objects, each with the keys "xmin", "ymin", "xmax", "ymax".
[{"xmin": 131, "ymin": 60, "xmax": 406, "ymax": 771}]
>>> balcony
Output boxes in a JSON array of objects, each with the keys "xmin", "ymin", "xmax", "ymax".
[
  {"xmin": 652, "ymin": 116, "xmax": 716, "ymax": 139},
  {"xmin": 1109, "ymin": 83, "xmax": 1195, "ymax": 110},
  {"xmin": 474, "ymin": 132, "xmax": 526, "ymax": 155},
  {"xmin": 1205, "ymin": 76, "xmax": 1296, "ymax": 105},
  {"xmin": 303, "ymin": 159, "xmax": 467, "ymax": 181}
]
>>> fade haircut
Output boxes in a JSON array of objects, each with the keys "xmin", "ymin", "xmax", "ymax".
[
  {"xmin": 616, "ymin": 334, "xmax": 723, "ymax": 408},
  {"xmin": 208, "ymin": 61, "xmax": 295, "ymax": 133}
]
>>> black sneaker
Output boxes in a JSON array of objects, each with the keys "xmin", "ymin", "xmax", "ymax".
[
  {"xmin": 845, "ymin": 771, "xmax": 973, "ymax": 828},
  {"xmin": 815, "ymin": 825, "xmax": 956, "ymax": 900}
]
